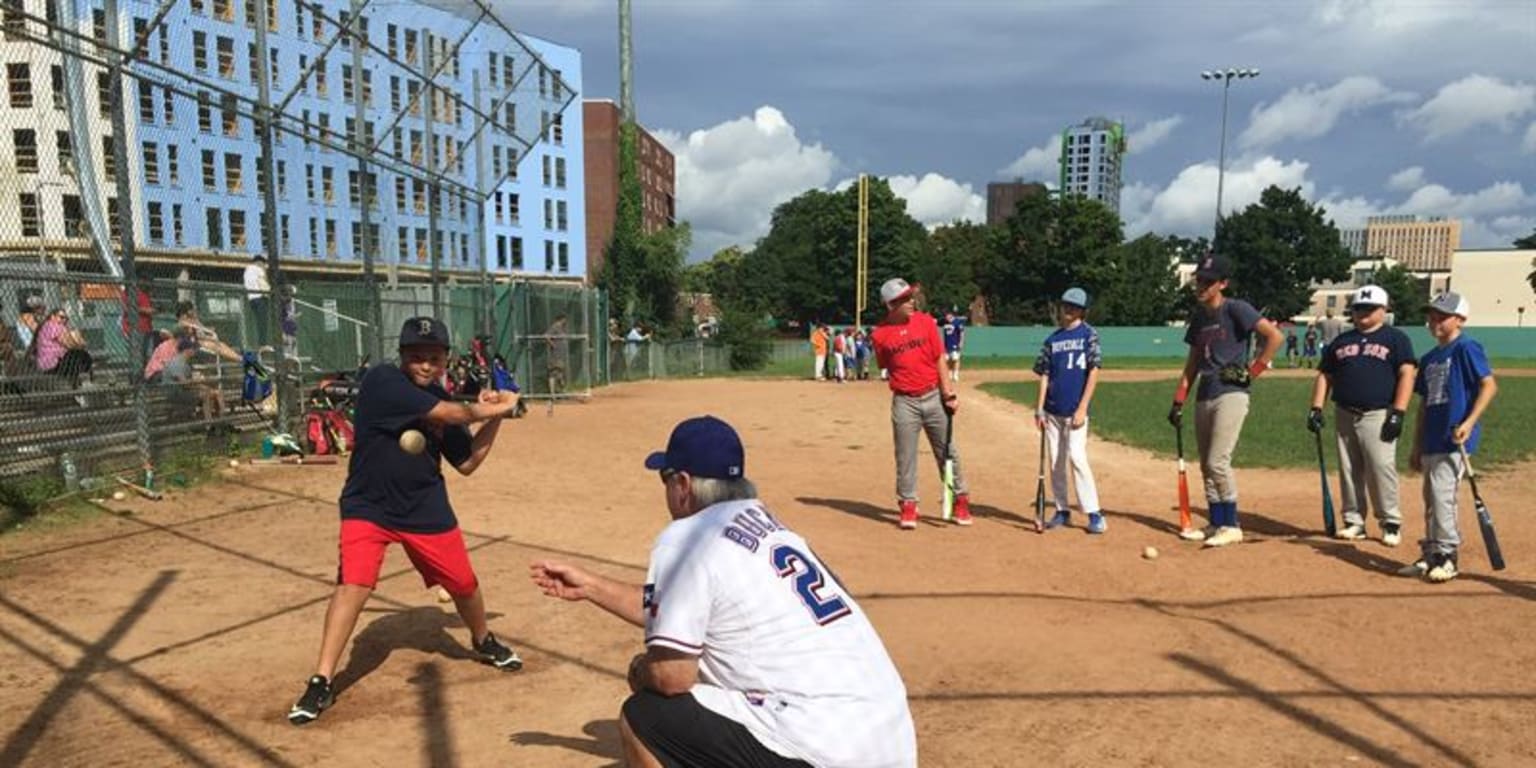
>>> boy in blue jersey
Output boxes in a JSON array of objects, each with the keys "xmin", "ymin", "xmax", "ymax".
[
  {"xmin": 1032, "ymin": 288, "xmax": 1105, "ymax": 533},
  {"xmin": 1403, "ymin": 292, "xmax": 1497, "ymax": 583},
  {"xmin": 942, "ymin": 309, "xmax": 966, "ymax": 382}
]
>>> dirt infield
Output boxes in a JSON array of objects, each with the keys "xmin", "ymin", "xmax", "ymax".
[{"xmin": 3, "ymin": 375, "xmax": 1535, "ymax": 767}]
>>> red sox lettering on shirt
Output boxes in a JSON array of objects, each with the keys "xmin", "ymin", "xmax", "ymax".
[{"xmin": 871, "ymin": 312, "xmax": 943, "ymax": 396}]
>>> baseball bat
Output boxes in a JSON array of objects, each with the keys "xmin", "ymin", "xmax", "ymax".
[
  {"xmin": 1459, "ymin": 445, "xmax": 1506, "ymax": 571},
  {"xmin": 249, "ymin": 455, "xmax": 341, "ymax": 465},
  {"xmin": 941, "ymin": 409, "xmax": 955, "ymax": 521},
  {"xmin": 1033, "ymin": 424, "xmax": 1047, "ymax": 534},
  {"xmin": 1175, "ymin": 423, "xmax": 1192, "ymax": 534},
  {"xmin": 115, "ymin": 475, "xmax": 163, "ymax": 501},
  {"xmin": 1313, "ymin": 428, "xmax": 1338, "ymax": 537}
]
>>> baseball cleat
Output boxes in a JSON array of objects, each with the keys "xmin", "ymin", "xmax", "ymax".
[
  {"xmin": 288, "ymin": 675, "xmax": 334, "ymax": 725},
  {"xmin": 1426, "ymin": 554, "xmax": 1459, "ymax": 583},
  {"xmin": 953, "ymin": 495, "xmax": 972, "ymax": 525},
  {"xmin": 1044, "ymin": 510, "xmax": 1070, "ymax": 530},
  {"xmin": 475, "ymin": 632, "xmax": 524, "ymax": 670},
  {"xmin": 1335, "ymin": 523, "xmax": 1367, "ymax": 541},
  {"xmin": 1179, "ymin": 525, "xmax": 1214, "ymax": 542},
  {"xmin": 1086, "ymin": 513, "xmax": 1106, "ymax": 535},
  {"xmin": 1202, "ymin": 526, "xmax": 1244, "ymax": 548},
  {"xmin": 1381, "ymin": 525, "xmax": 1402, "ymax": 547},
  {"xmin": 898, "ymin": 501, "xmax": 919, "ymax": 530}
]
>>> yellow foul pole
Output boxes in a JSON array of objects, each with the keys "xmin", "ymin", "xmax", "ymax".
[{"xmin": 856, "ymin": 174, "xmax": 869, "ymax": 330}]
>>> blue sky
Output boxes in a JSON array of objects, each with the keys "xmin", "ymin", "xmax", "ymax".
[{"xmin": 504, "ymin": 0, "xmax": 1536, "ymax": 260}]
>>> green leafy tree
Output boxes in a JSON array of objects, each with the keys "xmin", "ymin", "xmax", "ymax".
[
  {"xmin": 1090, "ymin": 234, "xmax": 1181, "ymax": 325},
  {"xmin": 977, "ymin": 194, "xmax": 1122, "ymax": 323},
  {"xmin": 916, "ymin": 222, "xmax": 986, "ymax": 315},
  {"xmin": 1214, "ymin": 186, "xmax": 1353, "ymax": 319},
  {"xmin": 1514, "ymin": 228, "xmax": 1536, "ymax": 249},
  {"xmin": 634, "ymin": 223, "xmax": 690, "ymax": 334},
  {"xmin": 1363, "ymin": 262, "xmax": 1429, "ymax": 326}
]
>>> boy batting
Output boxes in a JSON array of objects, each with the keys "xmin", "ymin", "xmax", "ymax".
[{"xmin": 288, "ymin": 317, "xmax": 523, "ymax": 725}]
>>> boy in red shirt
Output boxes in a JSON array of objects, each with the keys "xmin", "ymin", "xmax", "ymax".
[{"xmin": 871, "ymin": 278, "xmax": 970, "ymax": 528}]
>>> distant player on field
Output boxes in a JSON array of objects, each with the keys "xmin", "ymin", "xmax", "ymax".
[
  {"xmin": 530, "ymin": 416, "xmax": 917, "ymax": 767},
  {"xmin": 942, "ymin": 308, "xmax": 966, "ymax": 382},
  {"xmin": 1033, "ymin": 288, "xmax": 1105, "ymax": 534}
]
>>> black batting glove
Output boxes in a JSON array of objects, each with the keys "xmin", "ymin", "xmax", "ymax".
[
  {"xmin": 1307, "ymin": 407, "xmax": 1324, "ymax": 434},
  {"xmin": 1380, "ymin": 408, "xmax": 1405, "ymax": 442},
  {"xmin": 1167, "ymin": 402, "xmax": 1183, "ymax": 429}
]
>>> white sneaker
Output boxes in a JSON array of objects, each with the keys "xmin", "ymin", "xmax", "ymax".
[
  {"xmin": 1396, "ymin": 559, "xmax": 1428, "ymax": 578},
  {"xmin": 1179, "ymin": 525, "xmax": 1215, "ymax": 542},
  {"xmin": 1202, "ymin": 526, "xmax": 1245, "ymax": 548},
  {"xmin": 1335, "ymin": 523, "xmax": 1366, "ymax": 541},
  {"xmin": 1381, "ymin": 526, "xmax": 1402, "ymax": 548},
  {"xmin": 1426, "ymin": 555, "xmax": 1458, "ymax": 583}
]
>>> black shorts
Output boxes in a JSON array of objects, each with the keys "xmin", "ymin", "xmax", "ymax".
[{"xmin": 622, "ymin": 690, "xmax": 811, "ymax": 768}]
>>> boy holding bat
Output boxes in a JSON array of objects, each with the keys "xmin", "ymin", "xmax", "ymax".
[
  {"xmin": 1402, "ymin": 293, "xmax": 1498, "ymax": 583},
  {"xmin": 1032, "ymin": 288, "xmax": 1105, "ymax": 533}
]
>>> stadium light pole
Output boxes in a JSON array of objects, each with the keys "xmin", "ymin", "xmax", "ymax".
[{"xmin": 1201, "ymin": 67, "xmax": 1260, "ymax": 236}]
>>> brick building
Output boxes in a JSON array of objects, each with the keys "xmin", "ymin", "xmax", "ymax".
[{"xmin": 583, "ymin": 100, "xmax": 675, "ymax": 283}]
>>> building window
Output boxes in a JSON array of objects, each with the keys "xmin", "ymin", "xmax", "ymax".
[
  {"xmin": 412, "ymin": 179, "xmax": 425, "ymax": 213},
  {"xmin": 552, "ymin": 114, "xmax": 563, "ymax": 144},
  {"xmin": 3, "ymin": 0, "xmax": 25, "ymax": 38},
  {"xmin": 544, "ymin": 240, "xmax": 553, "ymax": 271},
  {"xmin": 206, "ymin": 207, "xmax": 224, "ymax": 249},
  {"xmin": 276, "ymin": 160, "xmax": 287, "ymax": 197},
  {"xmin": 556, "ymin": 200, "xmax": 567, "ymax": 232},
  {"xmin": 166, "ymin": 144, "xmax": 179, "ymax": 185},
  {"xmin": 342, "ymin": 64, "xmax": 354, "ymax": 102},
  {"xmin": 19, "ymin": 192, "xmax": 40, "ymax": 237},
  {"xmin": 325, "ymin": 218, "xmax": 337, "ymax": 256},
  {"xmin": 225, "ymin": 152, "xmax": 242, "ymax": 193},
  {"xmin": 213, "ymin": 0, "xmax": 232, "ymax": 21},
  {"xmin": 55, "ymin": 130, "xmax": 71, "ymax": 174},
  {"xmin": 96, "ymin": 71, "xmax": 113, "ymax": 113},
  {"xmin": 555, "ymin": 158, "xmax": 566, "ymax": 189},
  {"xmin": 141, "ymin": 142, "xmax": 159, "ymax": 184},
  {"xmin": 63, "ymin": 194, "xmax": 84, "ymax": 237},
  {"xmin": 101, "ymin": 136, "xmax": 116, "ymax": 182},
  {"xmin": 557, "ymin": 242, "xmax": 568, "ymax": 273},
  {"xmin": 508, "ymin": 193, "xmax": 520, "ymax": 225},
  {"xmin": 510, "ymin": 237, "xmax": 523, "ymax": 268},
  {"xmin": 202, "ymin": 150, "xmax": 217, "ymax": 190},
  {"xmin": 542, "ymin": 155, "xmax": 551, "ymax": 186},
  {"xmin": 172, "ymin": 204, "xmax": 184, "ymax": 244},
  {"xmin": 394, "ymin": 176, "xmax": 406, "ymax": 212},
  {"xmin": 221, "ymin": 93, "xmax": 239, "ymax": 137},
  {"xmin": 315, "ymin": 56, "xmax": 327, "ymax": 97},
  {"xmin": 12, "ymin": 128, "xmax": 37, "ymax": 173},
  {"xmin": 414, "ymin": 226, "xmax": 427, "ymax": 261},
  {"xmin": 322, "ymin": 166, "xmax": 334, "ymax": 203},
  {"xmin": 543, "ymin": 199, "xmax": 552, "ymax": 229},
  {"xmin": 348, "ymin": 170, "xmax": 361, "ymax": 207},
  {"xmin": 138, "ymin": 81, "xmax": 155, "ymax": 123},
  {"xmin": 146, "ymin": 202, "xmax": 164, "ymax": 243},
  {"xmin": 308, "ymin": 218, "xmax": 318, "ymax": 256},
  {"xmin": 50, "ymin": 65, "xmax": 63, "ymax": 109},
  {"xmin": 193, "ymin": 31, "xmax": 208, "ymax": 71},
  {"xmin": 404, "ymin": 29, "xmax": 417, "ymax": 65},
  {"xmin": 396, "ymin": 226, "xmax": 408, "ymax": 261}
]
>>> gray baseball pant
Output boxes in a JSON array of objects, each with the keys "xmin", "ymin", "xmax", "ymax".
[
  {"xmin": 1419, "ymin": 452, "xmax": 1463, "ymax": 557},
  {"xmin": 892, "ymin": 390, "xmax": 967, "ymax": 502},
  {"xmin": 1334, "ymin": 406, "xmax": 1402, "ymax": 528},
  {"xmin": 1195, "ymin": 392, "xmax": 1249, "ymax": 504}
]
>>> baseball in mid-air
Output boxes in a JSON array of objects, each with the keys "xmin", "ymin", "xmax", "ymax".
[
  {"xmin": 399, "ymin": 429, "xmax": 427, "ymax": 455},
  {"xmin": 1142, "ymin": 546, "xmax": 1159, "ymax": 561}
]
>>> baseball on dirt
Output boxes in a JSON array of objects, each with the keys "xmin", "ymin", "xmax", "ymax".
[
  {"xmin": 399, "ymin": 429, "xmax": 427, "ymax": 455},
  {"xmin": 229, "ymin": 459, "xmax": 240, "ymax": 468},
  {"xmin": 1142, "ymin": 546, "xmax": 1160, "ymax": 561},
  {"xmin": 112, "ymin": 490, "xmax": 126, "ymax": 501}
]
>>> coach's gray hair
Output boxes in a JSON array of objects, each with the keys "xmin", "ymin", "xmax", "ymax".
[{"xmin": 689, "ymin": 476, "xmax": 759, "ymax": 511}]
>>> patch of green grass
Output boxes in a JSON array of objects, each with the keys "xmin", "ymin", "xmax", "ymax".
[{"xmin": 979, "ymin": 376, "xmax": 1536, "ymax": 471}]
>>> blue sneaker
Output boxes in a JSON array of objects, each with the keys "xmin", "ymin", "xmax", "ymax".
[
  {"xmin": 1087, "ymin": 513, "xmax": 1106, "ymax": 534},
  {"xmin": 1044, "ymin": 510, "xmax": 1070, "ymax": 530}
]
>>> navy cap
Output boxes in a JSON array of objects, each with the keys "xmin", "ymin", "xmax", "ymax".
[
  {"xmin": 399, "ymin": 316, "xmax": 451, "ymax": 349},
  {"xmin": 1195, "ymin": 252, "xmax": 1233, "ymax": 281},
  {"xmin": 644, "ymin": 416, "xmax": 745, "ymax": 480}
]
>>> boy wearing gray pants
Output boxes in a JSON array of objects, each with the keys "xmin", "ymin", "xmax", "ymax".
[{"xmin": 1402, "ymin": 292, "xmax": 1498, "ymax": 583}]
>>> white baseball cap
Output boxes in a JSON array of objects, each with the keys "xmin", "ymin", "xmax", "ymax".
[
  {"xmin": 1425, "ymin": 291, "xmax": 1470, "ymax": 319},
  {"xmin": 880, "ymin": 278, "xmax": 915, "ymax": 306},
  {"xmin": 1351, "ymin": 285, "xmax": 1389, "ymax": 309}
]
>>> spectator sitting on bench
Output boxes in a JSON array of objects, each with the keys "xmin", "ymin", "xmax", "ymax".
[
  {"xmin": 35, "ymin": 308, "xmax": 94, "ymax": 389},
  {"xmin": 14, "ymin": 294, "xmax": 44, "ymax": 350},
  {"xmin": 144, "ymin": 329, "xmax": 186, "ymax": 381},
  {"xmin": 175, "ymin": 301, "xmax": 243, "ymax": 364},
  {"xmin": 157, "ymin": 335, "xmax": 224, "ymax": 422}
]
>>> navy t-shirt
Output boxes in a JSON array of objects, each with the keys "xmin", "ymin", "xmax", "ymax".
[
  {"xmin": 1318, "ymin": 326, "xmax": 1415, "ymax": 410},
  {"xmin": 1184, "ymin": 298, "xmax": 1262, "ymax": 401},
  {"xmin": 1033, "ymin": 322, "xmax": 1102, "ymax": 416},
  {"xmin": 339, "ymin": 364, "xmax": 473, "ymax": 533},
  {"xmin": 1415, "ymin": 336, "xmax": 1493, "ymax": 455}
]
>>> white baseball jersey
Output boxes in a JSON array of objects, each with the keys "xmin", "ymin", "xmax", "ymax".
[{"xmin": 644, "ymin": 498, "xmax": 917, "ymax": 768}]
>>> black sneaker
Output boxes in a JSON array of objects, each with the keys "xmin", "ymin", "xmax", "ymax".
[
  {"xmin": 475, "ymin": 632, "xmax": 523, "ymax": 671},
  {"xmin": 288, "ymin": 675, "xmax": 334, "ymax": 725}
]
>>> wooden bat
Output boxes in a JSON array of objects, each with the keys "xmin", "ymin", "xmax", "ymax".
[
  {"xmin": 115, "ymin": 476, "xmax": 163, "ymax": 501},
  {"xmin": 941, "ymin": 409, "xmax": 955, "ymax": 521},
  {"xmin": 1313, "ymin": 428, "xmax": 1338, "ymax": 537},
  {"xmin": 1033, "ymin": 425, "xmax": 1047, "ymax": 533},
  {"xmin": 1176, "ymin": 424, "xmax": 1192, "ymax": 534},
  {"xmin": 1459, "ymin": 445, "xmax": 1506, "ymax": 571},
  {"xmin": 250, "ymin": 455, "xmax": 340, "ymax": 465}
]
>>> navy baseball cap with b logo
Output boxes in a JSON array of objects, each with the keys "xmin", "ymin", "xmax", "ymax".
[
  {"xmin": 644, "ymin": 416, "xmax": 745, "ymax": 479},
  {"xmin": 399, "ymin": 316, "xmax": 451, "ymax": 349}
]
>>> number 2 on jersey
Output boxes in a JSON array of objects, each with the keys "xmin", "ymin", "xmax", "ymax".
[{"xmin": 770, "ymin": 545, "xmax": 851, "ymax": 625}]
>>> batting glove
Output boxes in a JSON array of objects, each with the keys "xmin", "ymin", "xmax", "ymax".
[
  {"xmin": 1167, "ymin": 401, "xmax": 1184, "ymax": 429},
  {"xmin": 1380, "ymin": 408, "xmax": 1405, "ymax": 442},
  {"xmin": 1306, "ymin": 407, "xmax": 1324, "ymax": 434}
]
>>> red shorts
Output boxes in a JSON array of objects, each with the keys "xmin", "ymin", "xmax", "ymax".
[{"xmin": 338, "ymin": 519, "xmax": 479, "ymax": 597}]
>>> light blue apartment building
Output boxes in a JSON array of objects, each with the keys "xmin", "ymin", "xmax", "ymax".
[{"xmin": 0, "ymin": 0, "xmax": 584, "ymax": 278}]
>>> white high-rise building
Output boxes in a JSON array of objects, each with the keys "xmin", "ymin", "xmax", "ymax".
[{"xmin": 1058, "ymin": 117, "xmax": 1125, "ymax": 214}]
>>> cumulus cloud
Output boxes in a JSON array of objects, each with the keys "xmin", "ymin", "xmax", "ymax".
[
  {"xmin": 999, "ymin": 134, "xmax": 1063, "ymax": 180},
  {"xmin": 1319, "ymin": 181, "xmax": 1535, "ymax": 247},
  {"xmin": 1386, "ymin": 166, "xmax": 1426, "ymax": 192},
  {"xmin": 1122, "ymin": 156, "xmax": 1315, "ymax": 237},
  {"xmin": 1127, "ymin": 116, "xmax": 1183, "ymax": 153},
  {"xmin": 1400, "ymin": 74, "xmax": 1536, "ymax": 141},
  {"xmin": 1239, "ymin": 77, "xmax": 1414, "ymax": 149},
  {"xmin": 884, "ymin": 174, "xmax": 986, "ymax": 229},
  {"xmin": 1524, "ymin": 121, "xmax": 1536, "ymax": 154},
  {"xmin": 655, "ymin": 106, "xmax": 837, "ymax": 258}
]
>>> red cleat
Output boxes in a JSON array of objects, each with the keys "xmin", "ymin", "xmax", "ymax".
[
  {"xmin": 898, "ymin": 500, "xmax": 919, "ymax": 530},
  {"xmin": 953, "ymin": 494, "xmax": 972, "ymax": 526}
]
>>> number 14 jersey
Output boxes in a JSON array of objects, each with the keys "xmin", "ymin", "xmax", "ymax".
[{"xmin": 644, "ymin": 498, "xmax": 917, "ymax": 768}]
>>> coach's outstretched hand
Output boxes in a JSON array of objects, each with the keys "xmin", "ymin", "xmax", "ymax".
[
  {"xmin": 530, "ymin": 561, "xmax": 594, "ymax": 601},
  {"xmin": 1307, "ymin": 407, "xmax": 1325, "ymax": 434}
]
